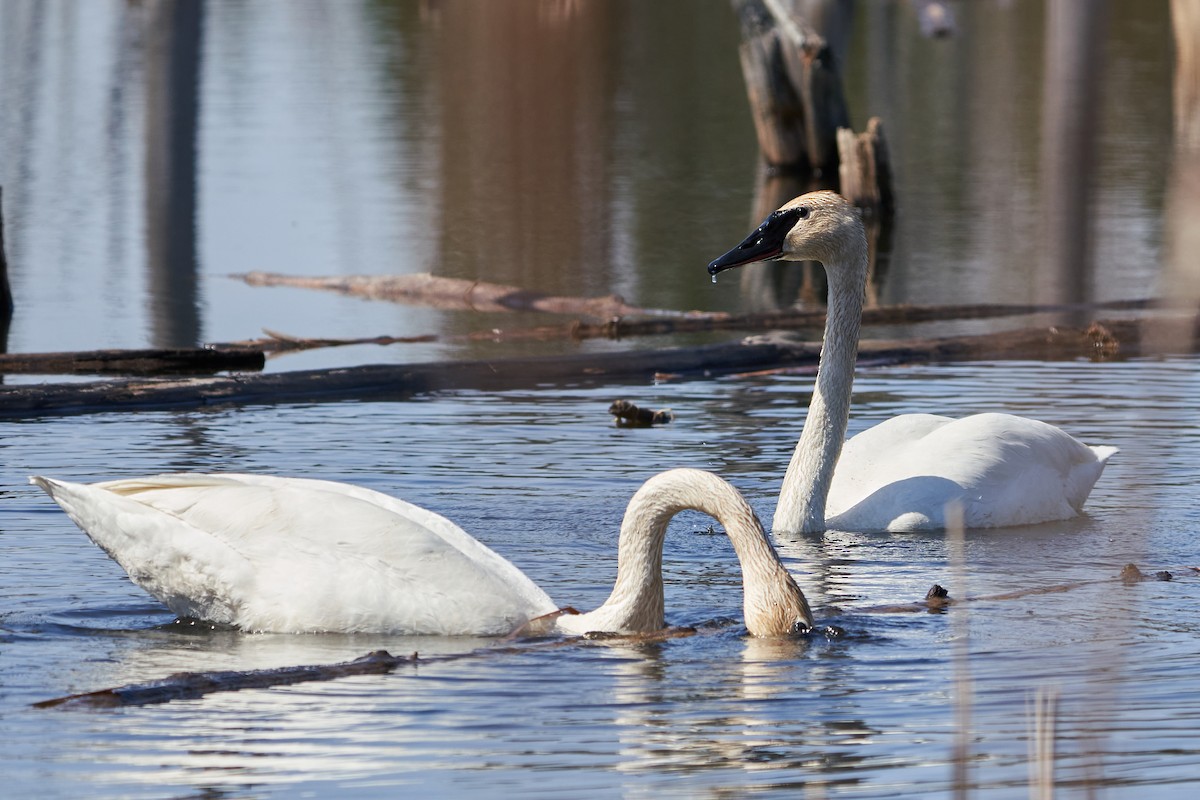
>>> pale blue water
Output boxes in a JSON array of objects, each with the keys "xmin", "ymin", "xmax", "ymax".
[
  {"xmin": 2, "ymin": 358, "xmax": 1198, "ymax": 798},
  {"xmin": 2, "ymin": 0, "xmax": 1197, "ymax": 797}
]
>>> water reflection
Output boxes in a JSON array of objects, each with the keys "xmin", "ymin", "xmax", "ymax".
[
  {"xmin": 143, "ymin": 0, "xmax": 203, "ymax": 347},
  {"xmin": 0, "ymin": 1, "xmax": 1178, "ymax": 358}
]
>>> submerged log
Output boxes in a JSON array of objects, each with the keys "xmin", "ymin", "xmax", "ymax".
[
  {"xmin": 0, "ymin": 346, "xmax": 265, "ymax": 376},
  {"xmin": 35, "ymin": 626, "xmax": 706, "ymax": 710}
]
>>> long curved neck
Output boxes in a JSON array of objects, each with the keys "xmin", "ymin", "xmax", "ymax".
[
  {"xmin": 566, "ymin": 469, "xmax": 811, "ymax": 635},
  {"xmin": 773, "ymin": 238, "xmax": 868, "ymax": 535}
]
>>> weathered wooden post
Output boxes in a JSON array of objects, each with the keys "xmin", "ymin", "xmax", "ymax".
[
  {"xmin": 732, "ymin": 0, "xmax": 850, "ymax": 175},
  {"xmin": 836, "ymin": 116, "xmax": 893, "ymax": 215},
  {"xmin": 730, "ymin": 1, "xmax": 893, "ymax": 310}
]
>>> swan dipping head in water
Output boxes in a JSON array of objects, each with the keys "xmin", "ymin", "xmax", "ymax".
[
  {"xmin": 708, "ymin": 191, "xmax": 1116, "ymax": 534},
  {"xmin": 30, "ymin": 468, "xmax": 812, "ymax": 638}
]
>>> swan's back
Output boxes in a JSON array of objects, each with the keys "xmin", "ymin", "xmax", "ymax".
[
  {"xmin": 31, "ymin": 474, "xmax": 555, "ymax": 635},
  {"xmin": 826, "ymin": 413, "xmax": 1116, "ymax": 531}
]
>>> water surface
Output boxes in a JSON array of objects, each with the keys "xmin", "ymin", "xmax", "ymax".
[
  {"xmin": 0, "ymin": 1, "xmax": 1196, "ymax": 797},
  {"xmin": 3, "ymin": 358, "xmax": 1198, "ymax": 798}
]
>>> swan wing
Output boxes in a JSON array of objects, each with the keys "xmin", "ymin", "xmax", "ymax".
[
  {"xmin": 31, "ymin": 475, "xmax": 556, "ymax": 635},
  {"xmin": 828, "ymin": 413, "xmax": 1115, "ymax": 531},
  {"xmin": 132, "ymin": 473, "xmax": 554, "ymax": 612}
]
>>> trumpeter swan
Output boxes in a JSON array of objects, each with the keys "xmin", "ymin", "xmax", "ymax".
[
  {"xmin": 708, "ymin": 191, "xmax": 1116, "ymax": 534},
  {"xmin": 30, "ymin": 468, "xmax": 812, "ymax": 637}
]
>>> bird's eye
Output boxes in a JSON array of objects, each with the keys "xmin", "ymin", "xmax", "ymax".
[{"xmin": 796, "ymin": 206, "xmax": 810, "ymax": 219}]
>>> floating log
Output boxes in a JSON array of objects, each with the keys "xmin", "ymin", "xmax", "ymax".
[
  {"xmin": 1, "ymin": 317, "xmax": 1194, "ymax": 418},
  {"xmin": 235, "ymin": 271, "xmax": 684, "ymax": 320},
  {"xmin": 0, "ymin": 341, "xmax": 820, "ymax": 417},
  {"xmin": 0, "ymin": 346, "xmax": 265, "ymax": 376}
]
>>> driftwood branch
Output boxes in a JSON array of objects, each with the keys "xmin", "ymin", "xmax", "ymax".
[
  {"xmin": 0, "ymin": 346, "xmax": 265, "ymax": 375},
  {"xmin": 235, "ymin": 271, "xmax": 685, "ymax": 320}
]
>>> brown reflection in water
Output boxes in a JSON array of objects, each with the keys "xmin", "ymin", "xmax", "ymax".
[
  {"xmin": 1155, "ymin": 0, "xmax": 1200, "ymax": 353},
  {"xmin": 1036, "ymin": 1, "xmax": 1107, "ymax": 315},
  {"xmin": 144, "ymin": 0, "xmax": 203, "ymax": 348},
  {"xmin": 427, "ymin": 0, "xmax": 618, "ymax": 297}
]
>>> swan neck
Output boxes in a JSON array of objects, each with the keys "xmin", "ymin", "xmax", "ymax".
[
  {"xmin": 579, "ymin": 470, "xmax": 811, "ymax": 635},
  {"xmin": 774, "ymin": 240, "xmax": 867, "ymax": 534}
]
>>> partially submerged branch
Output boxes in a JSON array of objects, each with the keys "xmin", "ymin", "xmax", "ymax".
[
  {"xmin": 35, "ymin": 625, "xmax": 705, "ymax": 710},
  {"xmin": 235, "ymin": 271, "xmax": 686, "ymax": 320}
]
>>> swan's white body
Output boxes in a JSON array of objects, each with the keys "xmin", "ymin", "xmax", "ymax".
[
  {"xmin": 31, "ymin": 468, "xmax": 811, "ymax": 637},
  {"xmin": 825, "ymin": 412, "xmax": 1115, "ymax": 531},
  {"xmin": 709, "ymin": 191, "xmax": 1116, "ymax": 534}
]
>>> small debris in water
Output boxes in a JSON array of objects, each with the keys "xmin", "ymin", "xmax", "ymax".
[
  {"xmin": 1120, "ymin": 563, "xmax": 1146, "ymax": 583},
  {"xmin": 608, "ymin": 399, "xmax": 674, "ymax": 427}
]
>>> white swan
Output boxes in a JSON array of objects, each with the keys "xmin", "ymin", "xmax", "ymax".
[
  {"xmin": 708, "ymin": 190, "xmax": 1116, "ymax": 534},
  {"xmin": 29, "ymin": 468, "xmax": 812, "ymax": 637}
]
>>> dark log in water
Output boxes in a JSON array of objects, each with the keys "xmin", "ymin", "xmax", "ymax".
[
  {"xmin": 34, "ymin": 627, "xmax": 705, "ymax": 710},
  {"xmin": 0, "ymin": 347, "xmax": 266, "ymax": 376},
  {"xmin": 1, "ymin": 316, "xmax": 1196, "ymax": 417},
  {"xmin": 0, "ymin": 341, "xmax": 819, "ymax": 417}
]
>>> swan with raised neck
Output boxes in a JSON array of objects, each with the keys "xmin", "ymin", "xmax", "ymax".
[{"xmin": 708, "ymin": 191, "xmax": 1115, "ymax": 534}]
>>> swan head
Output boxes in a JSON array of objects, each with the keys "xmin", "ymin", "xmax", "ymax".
[
  {"xmin": 707, "ymin": 190, "xmax": 864, "ymax": 276},
  {"xmin": 742, "ymin": 570, "xmax": 814, "ymax": 638}
]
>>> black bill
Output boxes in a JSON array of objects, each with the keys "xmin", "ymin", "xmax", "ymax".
[{"xmin": 707, "ymin": 206, "xmax": 804, "ymax": 276}]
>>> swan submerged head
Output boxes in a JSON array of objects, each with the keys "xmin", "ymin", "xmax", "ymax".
[{"xmin": 707, "ymin": 190, "xmax": 864, "ymax": 275}]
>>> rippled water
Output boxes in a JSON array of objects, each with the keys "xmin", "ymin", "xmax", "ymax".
[
  {"xmin": 2, "ymin": 358, "xmax": 1197, "ymax": 798},
  {"xmin": 1, "ymin": 0, "xmax": 1196, "ymax": 796}
]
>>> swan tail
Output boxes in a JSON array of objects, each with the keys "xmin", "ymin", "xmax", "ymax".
[
  {"xmin": 1063, "ymin": 445, "xmax": 1118, "ymax": 513},
  {"xmin": 29, "ymin": 476, "xmax": 248, "ymax": 623}
]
